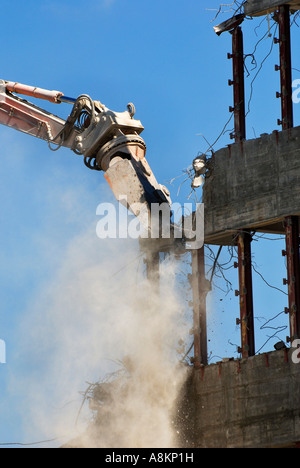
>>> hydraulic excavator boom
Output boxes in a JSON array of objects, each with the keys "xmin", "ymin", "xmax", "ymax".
[{"xmin": 0, "ymin": 79, "xmax": 171, "ymax": 225}]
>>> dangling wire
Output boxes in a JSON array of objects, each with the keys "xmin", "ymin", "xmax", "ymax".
[
  {"xmin": 84, "ymin": 155, "xmax": 101, "ymax": 171},
  {"xmin": 76, "ymin": 94, "xmax": 96, "ymax": 125},
  {"xmin": 47, "ymin": 94, "xmax": 96, "ymax": 153},
  {"xmin": 47, "ymin": 131, "xmax": 65, "ymax": 152},
  {"xmin": 77, "ymin": 111, "xmax": 91, "ymax": 131}
]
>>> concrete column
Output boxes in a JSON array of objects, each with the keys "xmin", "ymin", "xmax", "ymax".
[{"xmin": 191, "ymin": 247, "xmax": 208, "ymax": 367}]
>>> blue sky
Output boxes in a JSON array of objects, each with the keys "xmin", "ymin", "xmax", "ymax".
[{"xmin": 0, "ymin": 0, "xmax": 299, "ymax": 447}]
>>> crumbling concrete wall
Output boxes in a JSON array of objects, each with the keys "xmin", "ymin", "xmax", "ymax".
[
  {"xmin": 179, "ymin": 349, "xmax": 300, "ymax": 448},
  {"xmin": 203, "ymin": 126, "xmax": 300, "ymax": 244}
]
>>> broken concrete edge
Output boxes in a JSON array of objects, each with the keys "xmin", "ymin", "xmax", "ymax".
[{"xmin": 194, "ymin": 348, "xmax": 294, "ymax": 374}]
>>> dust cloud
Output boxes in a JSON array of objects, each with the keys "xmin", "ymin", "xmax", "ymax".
[{"xmin": 15, "ymin": 223, "xmax": 190, "ymax": 448}]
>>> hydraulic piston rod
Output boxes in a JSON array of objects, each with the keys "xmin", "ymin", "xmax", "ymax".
[
  {"xmin": 5, "ymin": 81, "xmax": 76, "ymax": 105},
  {"xmin": 5, "ymin": 81, "xmax": 64, "ymax": 103}
]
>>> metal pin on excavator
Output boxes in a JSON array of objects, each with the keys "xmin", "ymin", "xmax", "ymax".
[{"xmin": 0, "ymin": 79, "xmax": 171, "ymax": 226}]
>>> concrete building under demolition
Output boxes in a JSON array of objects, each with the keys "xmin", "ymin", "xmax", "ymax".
[{"xmin": 145, "ymin": 0, "xmax": 300, "ymax": 448}]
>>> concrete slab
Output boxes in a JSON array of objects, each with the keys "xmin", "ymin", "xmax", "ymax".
[
  {"xmin": 178, "ymin": 349, "xmax": 300, "ymax": 448},
  {"xmin": 244, "ymin": 0, "xmax": 300, "ymax": 17},
  {"xmin": 202, "ymin": 126, "xmax": 300, "ymax": 245}
]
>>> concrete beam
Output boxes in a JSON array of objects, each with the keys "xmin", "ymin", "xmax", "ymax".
[{"xmin": 244, "ymin": 0, "xmax": 300, "ymax": 17}]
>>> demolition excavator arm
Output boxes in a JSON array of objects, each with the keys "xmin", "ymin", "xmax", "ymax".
[{"xmin": 0, "ymin": 79, "xmax": 171, "ymax": 224}]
